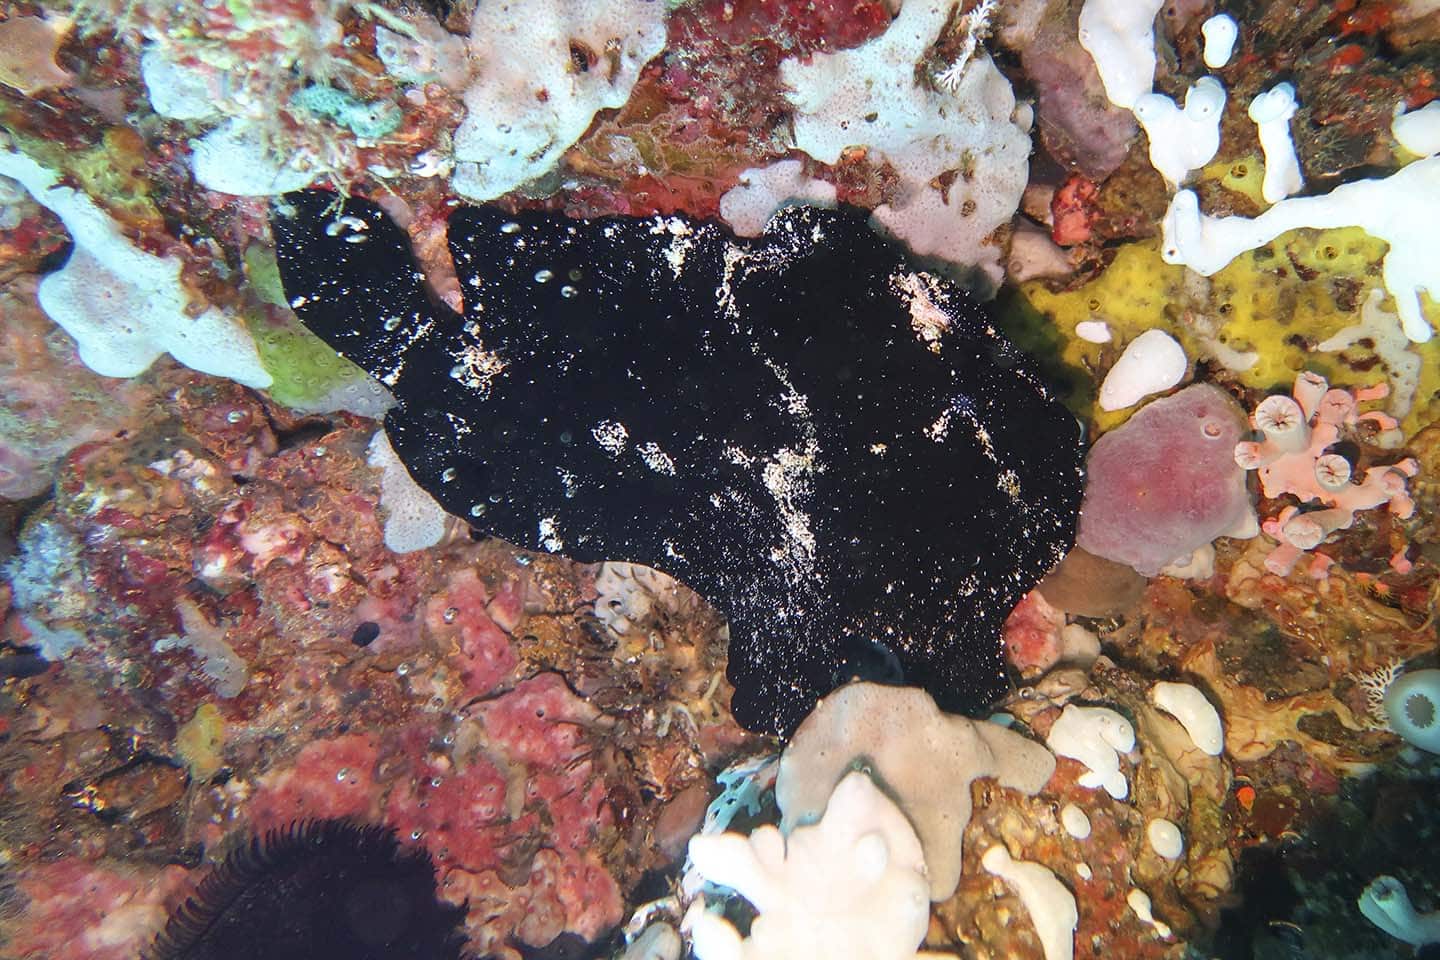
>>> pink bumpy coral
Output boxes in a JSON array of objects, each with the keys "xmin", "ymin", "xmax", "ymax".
[
  {"xmin": 1076, "ymin": 384, "xmax": 1257, "ymax": 576},
  {"xmin": 1234, "ymin": 372, "xmax": 1418, "ymax": 576}
]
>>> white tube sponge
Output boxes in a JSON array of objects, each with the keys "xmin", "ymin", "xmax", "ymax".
[
  {"xmin": 1382, "ymin": 668, "xmax": 1440, "ymax": 753},
  {"xmin": 1248, "ymin": 83, "xmax": 1304, "ymax": 203},
  {"xmin": 1078, "ymin": 0, "xmax": 1166, "ymax": 110},
  {"xmin": 1161, "ymin": 157, "xmax": 1440, "ymax": 342},
  {"xmin": 1149, "ymin": 681, "xmax": 1224, "ymax": 755},
  {"xmin": 686, "ymin": 770, "xmax": 932, "ymax": 960},
  {"xmin": 1359, "ymin": 875, "xmax": 1440, "ymax": 946},
  {"xmin": 982, "ymin": 846, "xmax": 1077, "ymax": 960},
  {"xmin": 1133, "ymin": 77, "xmax": 1226, "ymax": 188}
]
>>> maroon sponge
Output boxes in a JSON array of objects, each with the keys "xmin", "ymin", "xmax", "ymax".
[{"xmin": 1076, "ymin": 384, "xmax": 1255, "ymax": 576}]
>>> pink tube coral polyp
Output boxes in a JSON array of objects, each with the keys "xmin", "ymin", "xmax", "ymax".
[{"xmin": 1236, "ymin": 372, "xmax": 1419, "ymax": 576}]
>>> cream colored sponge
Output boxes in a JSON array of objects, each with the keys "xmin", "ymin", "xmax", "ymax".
[{"xmin": 777, "ymin": 682, "xmax": 1055, "ymax": 901}]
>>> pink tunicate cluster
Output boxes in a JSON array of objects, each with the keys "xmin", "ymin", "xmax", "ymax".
[
  {"xmin": 1077, "ymin": 383, "xmax": 1258, "ymax": 577},
  {"xmin": 1234, "ymin": 372, "xmax": 1418, "ymax": 577}
]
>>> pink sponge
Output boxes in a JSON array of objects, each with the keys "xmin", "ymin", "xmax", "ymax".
[{"xmin": 1077, "ymin": 384, "xmax": 1256, "ymax": 575}]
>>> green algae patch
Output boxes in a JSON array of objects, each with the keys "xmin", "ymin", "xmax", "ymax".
[{"xmin": 244, "ymin": 243, "xmax": 376, "ymax": 412}]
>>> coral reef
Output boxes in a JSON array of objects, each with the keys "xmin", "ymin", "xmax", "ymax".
[{"xmin": 0, "ymin": 0, "xmax": 1438, "ymax": 959}]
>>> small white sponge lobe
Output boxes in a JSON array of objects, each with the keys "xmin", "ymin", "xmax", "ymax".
[
  {"xmin": 369, "ymin": 431, "xmax": 449, "ymax": 554},
  {"xmin": 1098, "ymin": 329, "xmax": 1187, "ymax": 411},
  {"xmin": 191, "ymin": 119, "xmax": 317, "ymax": 197},
  {"xmin": 1146, "ymin": 818, "xmax": 1184, "ymax": 860},
  {"xmin": 1201, "ymin": 14, "xmax": 1238, "ymax": 69},
  {"xmin": 719, "ymin": 160, "xmax": 838, "ymax": 237},
  {"xmin": 1392, "ymin": 100, "xmax": 1440, "ymax": 157},
  {"xmin": 1046, "ymin": 704, "xmax": 1134, "ymax": 799},
  {"xmin": 1149, "ymin": 680, "xmax": 1224, "ymax": 755},
  {"xmin": 780, "ymin": 0, "xmax": 1030, "ymax": 285},
  {"xmin": 981, "ymin": 846, "xmax": 1077, "ymax": 960}
]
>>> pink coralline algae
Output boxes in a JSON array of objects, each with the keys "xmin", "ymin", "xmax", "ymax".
[
  {"xmin": 1076, "ymin": 384, "xmax": 1257, "ymax": 576},
  {"xmin": 0, "ymin": 277, "xmax": 151, "ymax": 499},
  {"xmin": 1235, "ymin": 372, "xmax": 1419, "ymax": 577},
  {"xmin": 0, "ymin": 369, "xmax": 751, "ymax": 960}
]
